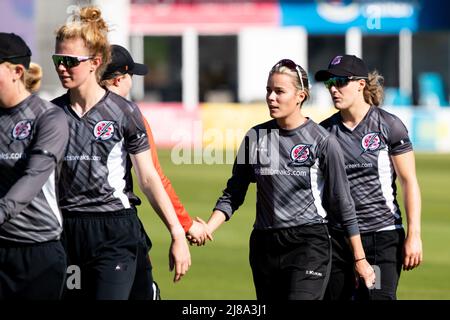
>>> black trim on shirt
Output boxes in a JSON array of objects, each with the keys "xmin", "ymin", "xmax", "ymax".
[{"xmin": 30, "ymin": 149, "xmax": 57, "ymax": 163}]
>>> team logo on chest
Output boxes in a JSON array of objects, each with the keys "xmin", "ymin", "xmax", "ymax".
[
  {"xmin": 93, "ymin": 120, "xmax": 115, "ymax": 140},
  {"xmin": 12, "ymin": 120, "xmax": 33, "ymax": 140},
  {"xmin": 290, "ymin": 144, "xmax": 311, "ymax": 164},
  {"xmin": 361, "ymin": 132, "xmax": 382, "ymax": 153}
]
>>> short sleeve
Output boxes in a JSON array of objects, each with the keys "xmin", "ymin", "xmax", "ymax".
[
  {"xmin": 382, "ymin": 113, "xmax": 413, "ymax": 156},
  {"xmin": 124, "ymin": 102, "xmax": 150, "ymax": 155}
]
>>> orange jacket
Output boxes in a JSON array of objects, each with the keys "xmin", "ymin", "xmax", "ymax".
[{"xmin": 142, "ymin": 117, "xmax": 193, "ymax": 233}]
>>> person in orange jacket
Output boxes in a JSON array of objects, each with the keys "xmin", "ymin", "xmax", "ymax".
[{"xmin": 100, "ymin": 44, "xmax": 212, "ymax": 299}]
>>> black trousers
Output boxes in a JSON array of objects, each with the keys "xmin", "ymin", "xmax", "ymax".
[
  {"xmin": 249, "ymin": 224, "xmax": 331, "ymax": 300},
  {"xmin": 61, "ymin": 208, "xmax": 144, "ymax": 300},
  {"xmin": 129, "ymin": 221, "xmax": 160, "ymax": 300},
  {"xmin": 325, "ymin": 228, "xmax": 405, "ymax": 300},
  {"xmin": 0, "ymin": 239, "xmax": 67, "ymax": 300},
  {"xmin": 323, "ymin": 228, "xmax": 355, "ymax": 300}
]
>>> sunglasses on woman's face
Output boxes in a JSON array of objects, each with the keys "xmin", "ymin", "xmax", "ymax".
[
  {"xmin": 324, "ymin": 76, "xmax": 367, "ymax": 89},
  {"xmin": 52, "ymin": 54, "xmax": 93, "ymax": 69}
]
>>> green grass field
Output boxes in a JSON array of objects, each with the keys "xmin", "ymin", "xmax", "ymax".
[{"xmin": 136, "ymin": 151, "xmax": 450, "ymax": 300}]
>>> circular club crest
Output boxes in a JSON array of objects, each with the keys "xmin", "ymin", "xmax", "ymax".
[
  {"xmin": 290, "ymin": 144, "xmax": 310, "ymax": 163},
  {"xmin": 93, "ymin": 121, "xmax": 115, "ymax": 140},
  {"xmin": 361, "ymin": 132, "xmax": 381, "ymax": 152},
  {"xmin": 12, "ymin": 120, "xmax": 33, "ymax": 140}
]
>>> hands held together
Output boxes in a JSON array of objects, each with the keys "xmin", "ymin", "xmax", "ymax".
[
  {"xmin": 168, "ymin": 217, "xmax": 212, "ymax": 283},
  {"xmin": 186, "ymin": 217, "xmax": 213, "ymax": 246}
]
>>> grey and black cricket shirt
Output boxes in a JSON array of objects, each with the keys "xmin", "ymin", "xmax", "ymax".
[
  {"xmin": 214, "ymin": 118, "xmax": 360, "ymax": 237},
  {"xmin": 0, "ymin": 94, "xmax": 69, "ymax": 243},
  {"xmin": 320, "ymin": 106, "xmax": 412, "ymax": 233},
  {"xmin": 51, "ymin": 90, "xmax": 149, "ymax": 213}
]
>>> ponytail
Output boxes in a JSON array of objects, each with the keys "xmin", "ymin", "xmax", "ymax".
[
  {"xmin": 56, "ymin": 5, "xmax": 111, "ymax": 81},
  {"xmin": 24, "ymin": 62, "xmax": 42, "ymax": 93},
  {"xmin": 363, "ymin": 70, "xmax": 384, "ymax": 107}
]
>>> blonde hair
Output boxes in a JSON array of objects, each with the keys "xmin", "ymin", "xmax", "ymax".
[
  {"xmin": 25, "ymin": 63, "xmax": 43, "ymax": 93},
  {"xmin": 269, "ymin": 61, "xmax": 310, "ymax": 107},
  {"xmin": 99, "ymin": 72, "xmax": 124, "ymax": 87},
  {"xmin": 5, "ymin": 61, "xmax": 42, "ymax": 93},
  {"xmin": 99, "ymin": 78, "xmax": 114, "ymax": 88},
  {"xmin": 55, "ymin": 6, "xmax": 111, "ymax": 81},
  {"xmin": 363, "ymin": 70, "xmax": 384, "ymax": 107}
]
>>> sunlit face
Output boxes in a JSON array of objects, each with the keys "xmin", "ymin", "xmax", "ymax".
[
  {"xmin": 0, "ymin": 62, "xmax": 24, "ymax": 107},
  {"xmin": 266, "ymin": 72, "xmax": 304, "ymax": 120},
  {"xmin": 54, "ymin": 37, "xmax": 97, "ymax": 89},
  {"xmin": 0, "ymin": 63, "xmax": 14, "ymax": 106},
  {"xmin": 328, "ymin": 78, "xmax": 366, "ymax": 111},
  {"xmin": 106, "ymin": 73, "xmax": 133, "ymax": 98},
  {"xmin": 0, "ymin": 63, "xmax": 13, "ymax": 94},
  {"xmin": 118, "ymin": 73, "xmax": 133, "ymax": 98}
]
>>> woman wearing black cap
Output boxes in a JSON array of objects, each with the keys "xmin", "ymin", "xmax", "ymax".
[
  {"xmin": 100, "ymin": 44, "xmax": 211, "ymax": 300},
  {"xmin": 50, "ymin": 6, "xmax": 191, "ymax": 300},
  {"xmin": 100, "ymin": 45, "xmax": 210, "ymax": 245},
  {"xmin": 316, "ymin": 55, "xmax": 423, "ymax": 300},
  {"xmin": 203, "ymin": 59, "xmax": 375, "ymax": 300},
  {"xmin": 0, "ymin": 32, "xmax": 69, "ymax": 299},
  {"xmin": 100, "ymin": 45, "xmax": 149, "ymax": 97}
]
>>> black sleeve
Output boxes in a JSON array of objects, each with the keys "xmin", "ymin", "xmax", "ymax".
[
  {"xmin": 0, "ymin": 108, "xmax": 69, "ymax": 225},
  {"xmin": 320, "ymin": 112, "xmax": 339, "ymax": 131},
  {"xmin": 381, "ymin": 112, "xmax": 413, "ymax": 156},
  {"xmin": 319, "ymin": 135, "xmax": 360, "ymax": 237},
  {"xmin": 213, "ymin": 134, "xmax": 255, "ymax": 221},
  {"xmin": 319, "ymin": 118, "xmax": 332, "ymax": 130}
]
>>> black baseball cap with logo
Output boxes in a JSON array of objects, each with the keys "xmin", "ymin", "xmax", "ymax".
[
  {"xmin": 102, "ymin": 44, "xmax": 148, "ymax": 80},
  {"xmin": 0, "ymin": 32, "xmax": 32, "ymax": 69},
  {"xmin": 315, "ymin": 54, "xmax": 369, "ymax": 81}
]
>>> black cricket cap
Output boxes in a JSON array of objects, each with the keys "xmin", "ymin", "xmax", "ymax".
[
  {"xmin": 315, "ymin": 54, "xmax": 368, "ymax": 81},
  {"xmin": 102, "ymin": 44, "xmax": 148, "ymax": 80},
  {"xmin": 0, "ymin": 32, "xmax": 32, "ymax": 69}
]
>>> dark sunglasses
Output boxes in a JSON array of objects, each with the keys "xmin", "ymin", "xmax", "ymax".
[
  {"xmin": 273, "ymin": 59, "xmax": 305, "ymax": 91},
  {"xmin": 52, "ymin": 54, "xmax": 93, "ymax": 69},
  {"xmin": 324, "ymin": 76, "xmax": 367, "ymax": 89}
]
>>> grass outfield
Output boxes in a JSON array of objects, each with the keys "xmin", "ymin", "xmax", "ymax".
[{"xmin": 136, "ymin": 151, "xmax": 450, "ymax": 300}]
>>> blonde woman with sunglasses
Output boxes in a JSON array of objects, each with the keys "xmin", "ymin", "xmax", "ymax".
[
  {"xmin": 51, "ymin": 6, "xmax": 191, "ymax": 300},
  {"xmin": 316, "ymin": 55, "xmax": 422, "ymax": 300},
  {"xmin": 0, "ymin": 33, "xmax": 69, "ymax": 299},
  {"xmin": 203, "ymin": 59, "xmax": 375, "ymax": 300}
]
